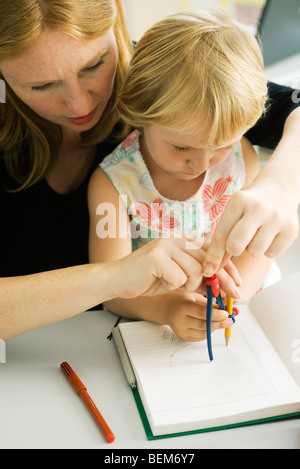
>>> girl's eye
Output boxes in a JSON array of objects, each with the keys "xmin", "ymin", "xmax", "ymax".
[
  {"xmin": 174, "ymin": 145, "xmax": 189, "ymax": 152},
  {"xmin": 32, "ymin": 82, "xmax": 54, "ymax": 92}
]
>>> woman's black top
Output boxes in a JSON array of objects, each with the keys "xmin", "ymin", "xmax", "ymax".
[
  {"xmin": 0, "ymin": 137, "xmax": 117, "ymax": 276},
  {"xmin": 0, "ymin": 82, "xmax": 299, "ymax": 277}
]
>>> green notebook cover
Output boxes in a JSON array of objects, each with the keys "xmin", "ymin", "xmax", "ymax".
[{"xmin": 132, "ymin": 388, "xmax": 300, "ymax": 440}]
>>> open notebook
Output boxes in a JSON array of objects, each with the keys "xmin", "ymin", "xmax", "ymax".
[{"xmin": 113, "ymin": 272, "xmax": 300, "ymax": 439}]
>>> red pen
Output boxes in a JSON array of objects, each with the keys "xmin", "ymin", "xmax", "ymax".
[{"xmin": 60, "ymin": 362, "xmax": 115, "ymax": 443}]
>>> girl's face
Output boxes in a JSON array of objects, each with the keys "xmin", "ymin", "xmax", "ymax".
[
  {"xmin": 141, "ymin": 125, "xmax": 244, "ymax": 180},
  {"xmin": 0, "ymin": 28, "xmax": 118, "ymax": 133}
]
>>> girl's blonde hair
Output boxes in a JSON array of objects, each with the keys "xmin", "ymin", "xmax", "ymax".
[
  {"xmin": 0, "ymin": 0, "xmax": 132, "ymax": 190},
  {"xmin": 117, "ymin": 9, "xmax": 267, "ymax": 146}
]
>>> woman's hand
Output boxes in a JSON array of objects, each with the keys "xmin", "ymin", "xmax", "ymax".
[
  {"xmin": 203, "ymin": 107, "xmax": 300, "ymax": 277},
  {"xmin": 106, "ymin": 237, "xmax": 242, "ymax": 301},
  {"xmin": 203, "ymin": 183, "xmax": 299, "ymax": 277},
  {"xmin": 106, "ymin": 237, "xmax": 204, "ymax": 300}
]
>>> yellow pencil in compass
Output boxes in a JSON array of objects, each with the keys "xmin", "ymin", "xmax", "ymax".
[{"xmin": 225, "ymin": 296, "xmax": 234, "ymax": 346}]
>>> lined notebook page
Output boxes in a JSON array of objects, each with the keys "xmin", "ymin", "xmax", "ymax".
[
  {"xmin": 249, "ymin": 271, "xmax": 300, "ymax": 386},
  {"xmin": 119, "ymin": 310, "xmax": 300, "ymax": 435}
]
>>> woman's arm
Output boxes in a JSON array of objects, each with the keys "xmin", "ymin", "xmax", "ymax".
[
  {"xmin": 0, "ymin": 235, "xmax": 211, "ymax": 341},
  {"xmin": 0, "ymin": 263, "xmax": 112, "ymax": 340},
  {"xmin": 229, "ymin": 137, "xmax": 274, "ymax": 299},
  {"xmin": 204, "ymin": 106, "xmax": 300, "ymax": 276}
]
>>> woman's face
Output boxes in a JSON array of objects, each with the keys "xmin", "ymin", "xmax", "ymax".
[{"xmin": 0, "ymin": 28, "xmax": 118, "ymax": 133}]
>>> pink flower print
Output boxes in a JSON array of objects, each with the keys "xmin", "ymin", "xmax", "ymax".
[
  {"xmin": 202, "ymin": 177, "xmax": 232, "ymax": 219},
  {"xmin": 134, "ymin": 198, "xmax": 179, "ymax": 232},
  {"xmin": 201, "ymin": 177, "xmax": 232, "ymax": 235},
  {"xmin": 121, "ymin": 130, "xmax": 138, "ymax": 150}
]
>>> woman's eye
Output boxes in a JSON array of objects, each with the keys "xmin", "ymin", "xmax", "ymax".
[
  {"xmin": 31, "ymin": 58, "xmax": 104, "ymax": 92},
  {"xmin": 84, "ymin": 58, "xmax": 104, "ymax": 72},
  {"xmin": 32, "ymin": 82, "xmax": 54, "ymax": 91}
]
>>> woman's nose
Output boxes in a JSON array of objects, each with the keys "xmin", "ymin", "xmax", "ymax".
[{"xmin": 63, "ymin": 84, "xmax": 93, "ymax": 117}]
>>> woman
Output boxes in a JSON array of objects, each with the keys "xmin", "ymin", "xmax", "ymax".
[
  {"xmin": 0, "ymin": 0, "xmax": 299, "ymax": 339},
  {"xmin": 0, "ymin": 0, "xmax": 132, "ymax": 276}
]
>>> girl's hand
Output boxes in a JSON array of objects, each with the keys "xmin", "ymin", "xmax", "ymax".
[{"xmin": 162, "ymin": 291, "xmax": 233, "ymax": 342}]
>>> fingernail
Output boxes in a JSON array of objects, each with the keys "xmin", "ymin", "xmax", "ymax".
[
  {"xmin": 218, "ymin": 310, "xmax": 229, "ymax": 321},
  {"xmin": 236, "ymin": 273, "xmax": 243, "ymax": 287},
  {"xmin": 224, "ymin": 318, "xmax": 233, "ymax": 328},
  {"xmin": 203, "ymin": 263, "xmax": 215, "ymax": 277},
  {"xmin": 233, "ymin": 286, "xmax": 242, "ymax": 298}
]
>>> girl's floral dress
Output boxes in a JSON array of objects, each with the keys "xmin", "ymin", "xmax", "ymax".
[{"xmin": 100, "ymin": 130, "xmax": 245, "ymax": 249}]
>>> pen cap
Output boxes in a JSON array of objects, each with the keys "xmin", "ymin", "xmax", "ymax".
[{"xmin": 60, "ymin": 362, "xmax": 87, "ymax": 394}]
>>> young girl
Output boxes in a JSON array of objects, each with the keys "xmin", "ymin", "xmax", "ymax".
[{"xmin": 88, "ymin": 9, "xmax": 278, "ymax": 342}]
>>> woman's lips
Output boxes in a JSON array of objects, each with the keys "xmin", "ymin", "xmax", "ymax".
[{"xmin": 65, "ymin": 106, "xmax": 98, "ymax": 126}]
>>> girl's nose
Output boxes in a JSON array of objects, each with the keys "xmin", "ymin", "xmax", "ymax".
[{"xmin": 187, "ymin": 152, "xmax": 211, "ymax": 172}]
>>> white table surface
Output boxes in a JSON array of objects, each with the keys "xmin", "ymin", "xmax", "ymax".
[{"xmin": 0, "ymin": 309, "xmax": 299, "ymax": 450}]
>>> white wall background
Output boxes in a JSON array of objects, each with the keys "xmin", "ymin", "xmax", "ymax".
[{"xmin": 122, "ymin": 0, "xmax": 266, "ymax": 41}]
